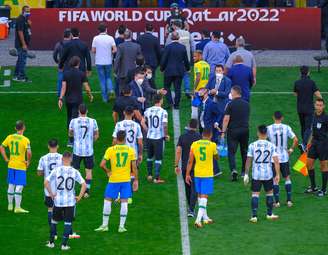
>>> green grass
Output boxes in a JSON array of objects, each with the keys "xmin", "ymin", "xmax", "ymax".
[{"xmin": 0, "ymin": 66, "xmax": 327, "ymax": 255}]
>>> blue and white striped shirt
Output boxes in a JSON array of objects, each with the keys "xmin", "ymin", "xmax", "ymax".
[
  {"xmin": 69, "ymin": 117, "xmax": 98, "ymax": 157},
  {"xmin": 144, "ymin": 106, "xmax": 168, "ymax": 140},
  {"xmin": 247, "ymin": 140, "xmax": 278, "ymax": 180}
]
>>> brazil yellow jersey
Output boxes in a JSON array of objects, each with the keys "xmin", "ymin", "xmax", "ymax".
[
  {"xmin": 1, "ymin": 134, "xmax": 31, "ymax": 171},
  {"xmin": 191, "ymin": 139, "xmax": 218, "ymax": 178},
  {"xmin": 103, "ymin": 144, "xmax": 136, "ymax": 183},
  {"xmin": 194, "ymin": 60, "xmax": 210, "ymax": 91}
]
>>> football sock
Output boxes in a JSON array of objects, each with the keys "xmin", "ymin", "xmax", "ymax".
[
  {"xmin": 273, "ymin": 184, "xmax": 280, "ymax": 203},
  {"xmin": 62, "ymin": 222, "xmax": 72, "ymax": 246},
  {"xmin": 86, "ymin": 179, "xmax": 92, "ymax": 193},
  {"xmin": 7, "ymin": 184, "xmax": 15, "ymax": 206},
  {"xmin": 285, "ymin": 180, "xmax": 292, "ymax": 201},
  {"xmin": 47, "ymin": 210, "xmax": 52, "ymax": 227},
  {"xmin": 119, "ymin": 202, "xmax": 128, "ymax": 228},
  {"xmin": 266, "ymin": 194, "xmax": 274, "ymax": 216},
  {"xmin": 251, "ymin": 195, "xmax": 259, "ymax": 217},
  {"xmin": 102, "ymin": 200, "xmax": 112, "ymax": 226},
  {"xmin": 308, "ymin": 169, "xmax": 316, "ymax": 189},
  {"xmin": 147, "ymin": 159, "xmax": 153, "ymax": 176},
  {"xmin": 201, "ymin": 198, "xmax": 209, "ymax": 220},
  {"xmin": 14, "ymin": 185, "xmax": 23, "ymax": 208},
  {"xmin": 321, "ymin": 171, "xmax": 328, "ymax": 192},
  {"xmin": 154, "ymin": 160, "xmax": 162, "ymax": 179},
  {"xmin": 196, "ymin": 198, "xmax": 206, "ymax": 223},
  {"xmin": 50, "ymin": 220, "xmax": 58, "ymax": 243}
]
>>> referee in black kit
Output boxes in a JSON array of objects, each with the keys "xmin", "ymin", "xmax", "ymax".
[
  {"xmin": 221, "ymin": 86, "xmax": 250, "ymax": 181},
  {"xmin": 58, "ymin": 56, "xmax": 93, "ymax": 147},
  {"xmin": 306, "ymin": 98, "xmax": 328, "ymax": 197}
]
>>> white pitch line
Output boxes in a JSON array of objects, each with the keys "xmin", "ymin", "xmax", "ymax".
[{"xmin": 172, "ymin": 109, "xmax": 191, "ymax": 255}]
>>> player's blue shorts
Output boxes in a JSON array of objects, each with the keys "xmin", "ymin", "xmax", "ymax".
[
  {"xmin": 194, "ymin": 177, "xmax": 213, "ymax": 195},
  {"xmin": 7, "ymin": 168, "xmax": 27, "ymax": 186},
  {"xmin": 104, "ymin": 182, "xmax": 131, "ymax": 199}
]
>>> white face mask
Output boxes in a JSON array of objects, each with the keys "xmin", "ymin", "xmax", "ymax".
[
  {"xmin": 146, "ymin": 73, "xmax": 152, "ymax": 80},
  {"xmin": 136, "ymin": 78, "xmax": 144, "ymax": 86},
  {"xmin": 216, "ymin": 73, "xmax": 223, "ymax": 79}
]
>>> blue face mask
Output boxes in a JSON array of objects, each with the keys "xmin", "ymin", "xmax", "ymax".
[{"xmin": 23, "ymin": 12, "xmax": 31, "ymax": 18}]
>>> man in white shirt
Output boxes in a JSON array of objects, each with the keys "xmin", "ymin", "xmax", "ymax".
[{"xmin": 92, "ymin": 23, "xmax": 117, "ymax": 102}]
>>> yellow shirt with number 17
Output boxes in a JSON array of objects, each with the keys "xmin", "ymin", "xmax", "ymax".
[
  {"xmin": 194, "ymin": 60, "xmax": 210, "ymax": 92},
  {"xmin": 191, "ymin": 139, "xmax": 218, "ymax": 178},
  {"xmin": 1, "ymin": 134, "xmax": 30, "ymax": 171}
]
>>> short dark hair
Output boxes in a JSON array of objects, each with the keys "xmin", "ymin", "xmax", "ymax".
[
  {"xmin": 62, "ymin": 151, "xmax": 72, "ymax": 158},
  {"xmin": 274, "ymin": 111, "xmax": 283, "ymax": 120},
  {"xmin": 124, "ymin": 106, "xmax": 134, "ymax": 115},
  {"xmin": 122, "ymin": 85, "xmax": 132, "ymax": 95},
  {"xmin": 215, "ymin": 64, "xmax": 224, "ymax": 70},
  {"xmin": 189, "ymin": 119, "xmax": 198, "ymax": 129},
  {"xmin": 134, "ymin": 67, "xmax": 145, "ymax": 76},
  {"xmin": 202, "ymin": 128, "xmax": 212, "ymax": 137},
  {"xmin": 48, "ymin": 138, "xmax": 58, "ymax": 148},
  {"xmin": 153, "ymin": 94, "xmax": 163, "ymax": 104},
  {"xmin": 201, "ymin": 29, "xmax": 210, "ymax": 38},
  {"xmin": 69, "ymin": 56, "xmax": 81, "ymax": 67},
  {"xmin": 118, "ymin": 24, "xmax": 126, "ymax": 35},
  {"xmin": 98, "ymin": 23, "xmax": 107, "ymax": 33},
  {"xmin": 316, "ymin": 98, "xmax": 325, "ymax": 104},
  {"xmin": 212, "ymin": 31, "xmax": 221, "ymax": 39},
  {"xmin": 70, "ymin": 27, "xmax": 80, "ymax": 37},
  {"xmin": 145, "ymin": 23, "xmax": 153, "ymax": 32},
  {"xmin": 144, "ymin": 65, "xmax": 152, "ymax": 71},
  {"xmin": 136, "ymin": 54, "xmax": 145, "ymax": 66},
  {"xmin": 79, "ymin": 103, "xmax": 87, "ymax": 114},
  {"xmin": 300, "ymin": 65, "xmax": 309, "ymax": 76},
  {"xmin": 117, "ymin": 130, "xmax": 126, "ymax": 142},
  {"xmin": 63, "ymin": 28, "xmax": 71, "ymax": 38},
  {"xmin": 15, "ymin": 120, "xmax": 25, "ymax": 131},
  {"xmin": 231, "ymin": 85, "xmax": 242, "ymax": 95},
  {"xmin": 258, "ymin": 125, "xmax": 267, "ymax": 135},
  {"xmin": 22, "ymin": 5, "xmax": 29, "ymax": 12}
]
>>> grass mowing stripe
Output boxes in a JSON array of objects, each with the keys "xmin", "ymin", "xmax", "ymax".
[{"xmin": 172, "ymin": 109, "xmax": 191, "ymax": 255}]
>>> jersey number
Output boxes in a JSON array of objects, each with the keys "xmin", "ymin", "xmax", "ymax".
[
  {"xmin": 10, "ymin": 141, "xmax": 20, "ymax": 156},
  {"xmin": 81, "ymin": 125, "xmax": 88, "ymax": 139},
  {"xmin": 57, "ymin": 176, "xmax": 74, "ymax": 191},
  {"xmin": 127, "ymin": 130, "xmax": 135, "ymax": 143},
  {"xmin": 199, "ymin": 147, "xmax": 206, "ymax": 161},
  {"xmin": 116, "ymin": 152, "xmax": 128, "ymax": 167},
  {"xmin": 274, "ymin": 133, "xmax": 283, "ymax": 147},
  {"xmin": 255, "ymin": 149, "xmax": 270, "ymax": 164},
  {"xmin": 149, "ymin": 115, "xmax": 159, "ymax": 128},
  {"xmin": 201, "ymin": 67, "xmax": 209, "ymax": 80}
]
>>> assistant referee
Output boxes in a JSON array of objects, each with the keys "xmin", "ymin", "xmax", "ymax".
[
  {"xmin": 306, "ymin": 98, "xmax": 328, "ymax": 197},
  {"xmin": 58, "ymin": 56, "xmax": 93, "ymax": 147}
]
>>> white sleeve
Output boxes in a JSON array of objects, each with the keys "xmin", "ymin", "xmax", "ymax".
[
  {"xmin": 37, "ymin": 157, "xmax": 44, "ymax": 171},
  {"xmin": 69, "ymin": 119, "xmax": 74, "ymax": 131},
  {"xmin": 91, "ymin": 37, "xmax": 96, "ymax": 48},
  {"xmin": 46, "ymin": 169, "xmax": 56, "ymax": 182},
  {"xmin": 162, "ymin": 110, "xmax": 168, "ymax": 123},
  {"xmin": 137, "ymin": 124, "xmax": 143, "ymax": 139},
  {"xmin": 75, "ymin": 170, "xmax": 86, "ymax": 184},
  {"xmin": 247, "ymin": 143, "xmax": 254, "ymax": 158},
  {"xmin": 287, "ymin": 126, "xmax": 296, "ymax": 139},
  {"xmin": 112, "ymin": 123, "xmax": 118, "ymax": 138},
  {"xmin": 93, "ymin": 119, "xmax": 99, "ymax": 131}
]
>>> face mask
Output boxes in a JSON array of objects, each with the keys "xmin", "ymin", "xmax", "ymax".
[
  {"xmin": 23, "ymin": 12, "xmax": 31, "ymax": 18},
  {"xmin": 146, "ymin": 73, "xmax": 152, "ymax": 80},
  {"xmin": 136, "ymin": 79, "xmax": 144, "ymax": 86},
  {"xmin": 216, "ymin": 73, "xmax": 223, "ymax": 79}
]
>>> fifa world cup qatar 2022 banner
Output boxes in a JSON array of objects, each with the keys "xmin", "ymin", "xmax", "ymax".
[{"xmin": 30, "ymin": 8, "xmax": 321, "ymax": 50}]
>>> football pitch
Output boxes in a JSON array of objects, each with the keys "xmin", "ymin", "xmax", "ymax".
[{"xmin": 0, "ymin": 66, "xmax": 327, "ymax": 255}]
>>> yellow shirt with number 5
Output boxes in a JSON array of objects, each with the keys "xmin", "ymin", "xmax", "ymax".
[
  {"xmin": 103, "ymin": 144, "xmax": 136, "ymax": 183},
  {"xmin": 191, "ymin": 139, "xmax": 218, "ymax": 178},
  {"xmin": 1, "ymin": 134, "xmax": 30, "ymax": 171}
]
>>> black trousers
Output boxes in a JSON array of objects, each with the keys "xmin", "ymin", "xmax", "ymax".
[
  {"xmin": 298, "ymin": 112, "xmax": 313, "ymax": 146},
  {"xmin": 182, "ymin": 169, "xmax": 197, "ymax": 213},
  {"xmin": 164, "ymin": 75, "xmax": 182, "ymax": 107},
  {"xmin": 66, "ymin": 102, "xmax": 80, "ymax": 142},
  {"xmin": 227, "ymin": 128, "xmax": 249, "ymax": 173}
]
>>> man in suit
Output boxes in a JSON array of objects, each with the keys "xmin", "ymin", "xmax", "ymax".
[
  {"xmin": 206, "ymin": 64, "xmax": 232, "ymax": 111},
  {"xmin": 59, "ymin": 27, "xmax": 91, "ymax": 76},
  {"xmin": 196, "ymin": 29, "xmax": 211, "ymax": 52},
  {"xmin": 114, "ymin": 29, "xmax": 141, "ymax": 94},
  {"xmin": 137, "ymin": 23, "xmax": 161, "ymax": 80},
  {"xmin": 160, "ymin": 31, "xmax": 190, "ymax": 109},
  {"xmin": 198, "ymin": 88, "xmax": 223, "ymax": 176}
]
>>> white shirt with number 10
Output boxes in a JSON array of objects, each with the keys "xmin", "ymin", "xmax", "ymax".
[{"xmin": 144, "ymin": 106, "xmax": 168, "ymax": 140}]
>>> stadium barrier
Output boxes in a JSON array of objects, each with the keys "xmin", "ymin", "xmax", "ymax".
[{"xmin": 30, "ymin": 8, "xmax": 320, "ymax": 50}]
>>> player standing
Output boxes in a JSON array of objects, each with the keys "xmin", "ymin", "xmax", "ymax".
[
  {"xmin": 45, "ymin": 151, "xmax": 86, "ymax": 250},
  {"xmin": 95, "ymin": 130, "xmax": 138, "ymax": 233},
  {"xmin": 144, "ymin": 94, "xmax": 169, "ymax": 183},
  {"xmin": 0, "ymin": 120, "xmax": 32, "ymax": 213},
  {"xmin": 267, "ymin": 111, "xmax": 298, "ymax": 207},
  {"xmin": 244, "ymin": 125, "xmax": 280, "ymax": 223},
  {"xmin": 69, "ymin": 104, "xmax": 99, "ymax": 197},
  {"xmin": 186, "ymin": 128, "xmax": 219, "ymax": 228},
  {"xmin": 37, "ymin": 139, "xmax": 63, "ymax": 229}
]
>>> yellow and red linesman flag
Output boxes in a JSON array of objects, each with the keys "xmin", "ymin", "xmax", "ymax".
[{"xmin": 293, "ymin": 152, "xmax": 308, "ymax": 176}]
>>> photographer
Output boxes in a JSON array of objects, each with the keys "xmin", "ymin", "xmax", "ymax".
[{"xmin": 165, "ymin": 3, "xmax": 189, "ymax": 35}]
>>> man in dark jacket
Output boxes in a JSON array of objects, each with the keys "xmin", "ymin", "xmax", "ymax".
[
  {"xmin": 53, "ymin": 28, "xmax": 72, "ymax": 97},
  {"xmin": 137, "ymin": 23, "xmax": 161, "ymax": 79},
  {"xmin": 160, "ymin": 31, "xmax": 190, "ymax": 109},
  {"xmin": 59, "ymin": 27, "xmax": 92, "ymax": 76}
]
